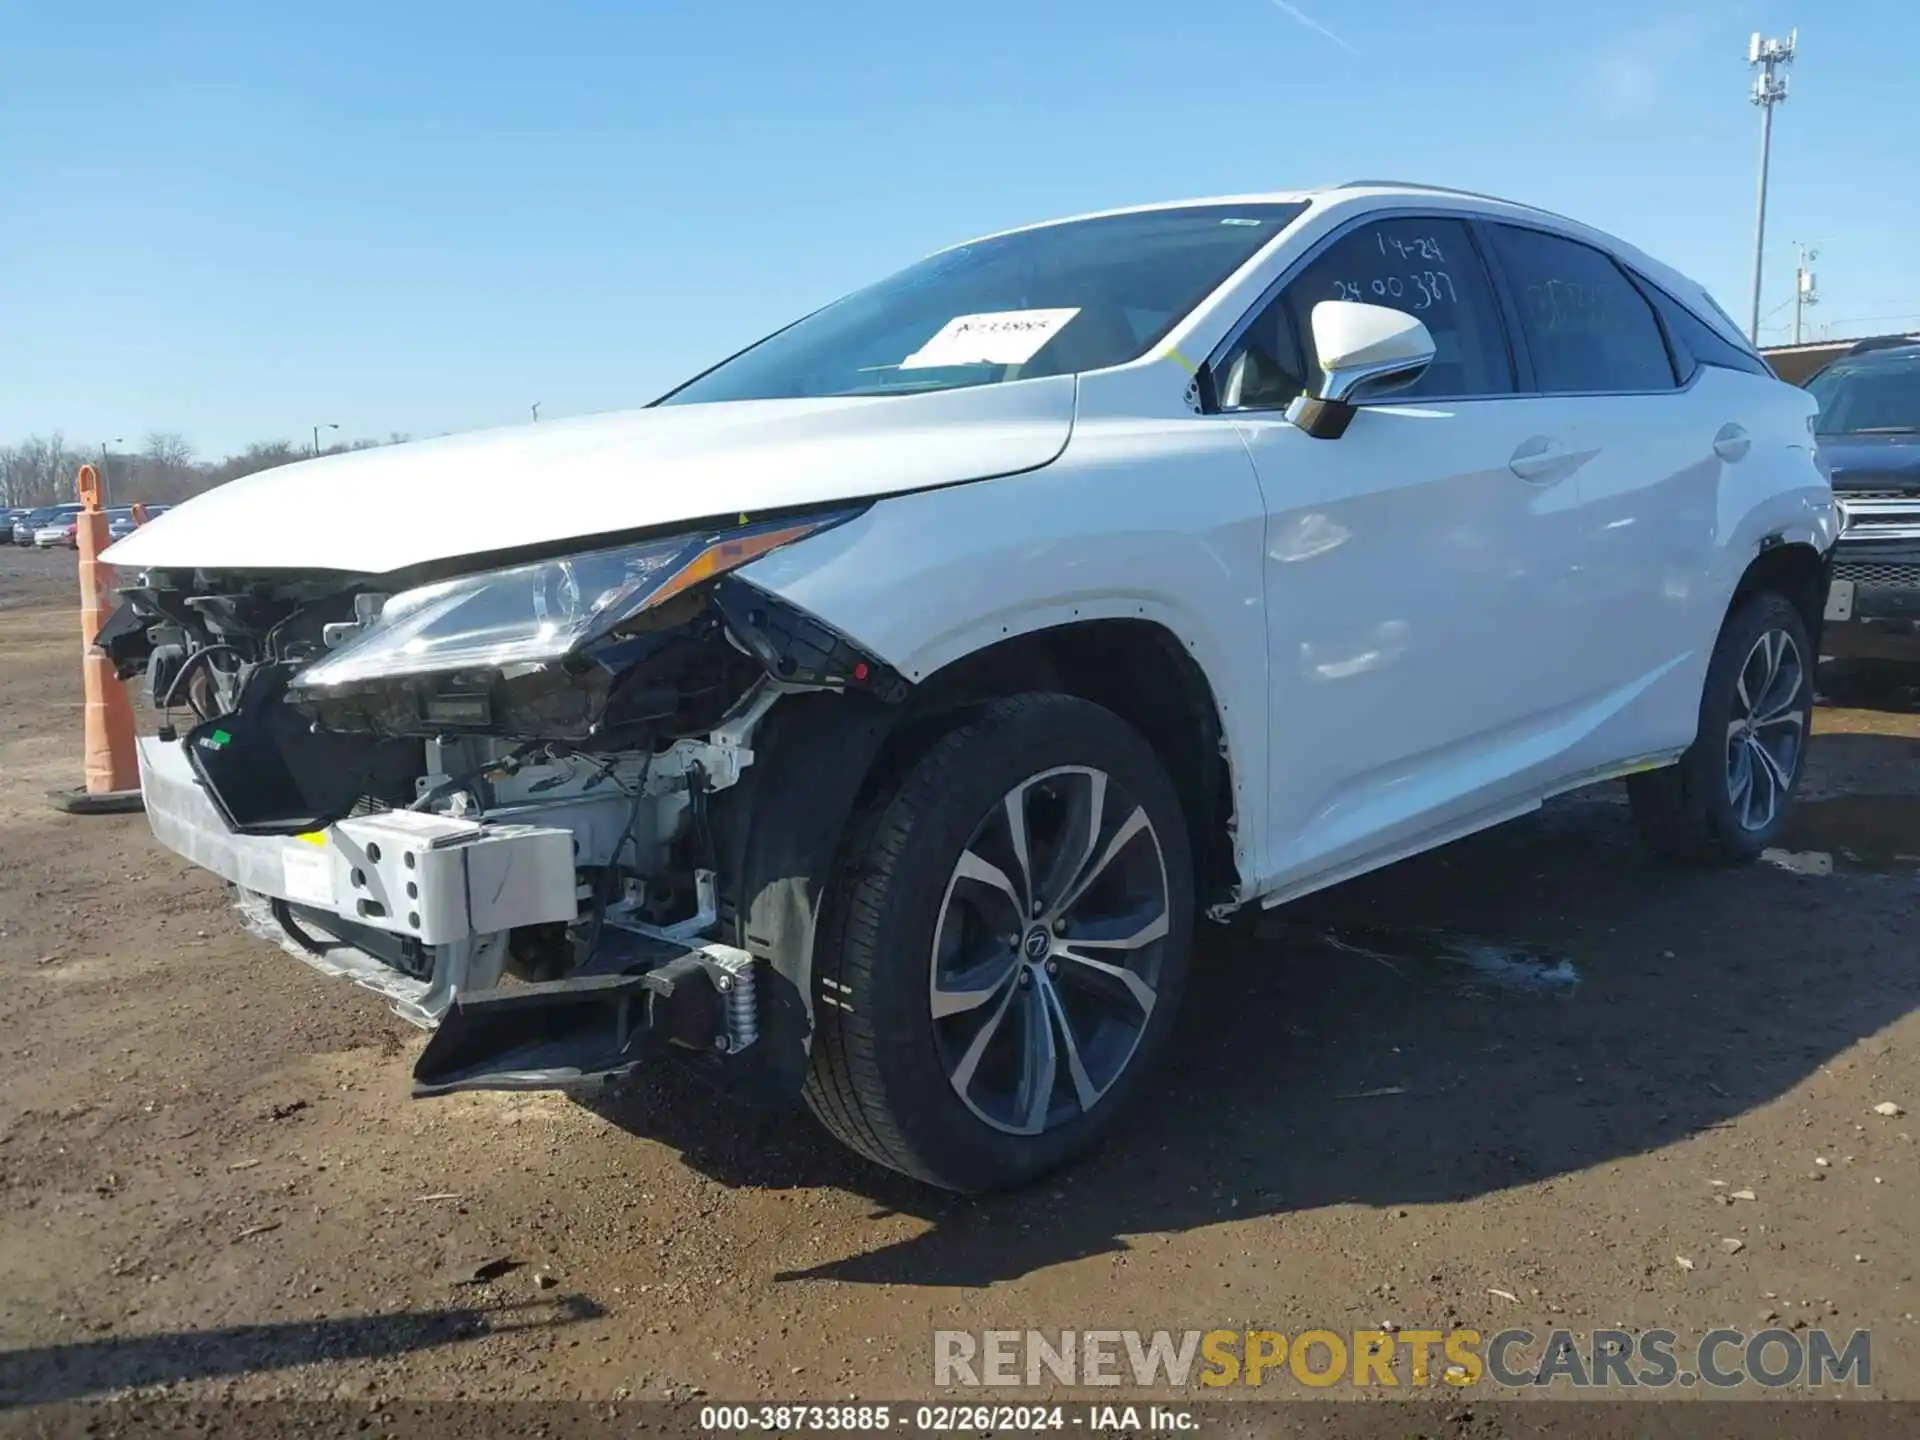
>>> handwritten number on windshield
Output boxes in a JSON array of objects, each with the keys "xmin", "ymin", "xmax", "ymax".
[
  {"xmin": 1378, "ymin": 233, "xmax": 1447, "ymax": 263},
  {"xmin": 1331, "ymin": 270, "xmax": 1456, "ymax": 310}
]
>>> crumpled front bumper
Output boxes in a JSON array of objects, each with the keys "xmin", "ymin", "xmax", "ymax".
[
  {"xmin": 137, "ymin": 735, "xmax": 577, "ymax": 1027},
  {"xmin": 139, "ymin": 735, "xmax": 762, "ymax": 1094}
]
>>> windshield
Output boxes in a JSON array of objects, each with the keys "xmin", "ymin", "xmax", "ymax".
[
  {"xmin": 1807, "ymin": 351, "xmax": 1920, "ymax": 435},
  {"xmin": 657, "ymin": 202, "xmax": 1307, "ymax": 405}
]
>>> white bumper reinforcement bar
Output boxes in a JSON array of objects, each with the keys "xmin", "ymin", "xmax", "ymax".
[{"xmin": 137, "ymin": 736, "xmax": 581, "ymax": 1023}]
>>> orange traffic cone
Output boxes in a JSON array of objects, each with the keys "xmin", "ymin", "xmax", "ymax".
[{"xmin": 48, "ymin": 463, "xmax": 145, "ymax": 815}]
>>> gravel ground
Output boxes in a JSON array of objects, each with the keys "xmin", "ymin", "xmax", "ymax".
[{"xmin": 1, "ymin": 543, "xmax": 1916, "ymax": 1427}]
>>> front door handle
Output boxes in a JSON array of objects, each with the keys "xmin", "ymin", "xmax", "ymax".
[
  {"xmin": 1713, "ymin": 423, "xmax": 1752, "ymax": 463},
  {"xmin": 1509, "ymin": 435, "xmax": 1571, "ymax": 483}
]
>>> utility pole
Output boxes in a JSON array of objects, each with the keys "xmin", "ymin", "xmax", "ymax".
[
  {"xmin": 1792, "ymin": 242, "xmax": 1819, "ymax": 345},
  {"xmin": 98, "ymin": 438, "xmax": 122, "ymax": 505},
  {"xmin": 1746, "ymin": 28, "xmax": 1797, "ymax": 345},
  {"xmin": 312, "ymin": 421, "xmax": 339, "ymax": 457},
  {"xmin": 531, "ymin": 402, "xmax": 541, "ymax": 423}
]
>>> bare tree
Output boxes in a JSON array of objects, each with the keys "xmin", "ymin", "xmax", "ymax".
[
  {"xmin": 143, "ymin": 431, "xmax": 194, "ymax": 470},
  {"xmin": 0, "ymin": 435, "xmax": 88, "ymax": 507},
  {"xmin": 128, "ymin": 432, "xmax": 198, "ymax": 503},
  {"xmin": 2, "ymin": 428, "xmax": 409, "ymax": 508},
  {"xmin": 203, "ymin": 440, "xmax": 303, "ymax": 489}
]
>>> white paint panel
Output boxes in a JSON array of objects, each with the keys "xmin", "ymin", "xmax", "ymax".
[
  {"xmin": 745, "ymin": 370, "xmax": 1275, "ymax": 893},
  {"xmin": 103, "ymin": 378, "xmax": 1076, "ymax": 575}
]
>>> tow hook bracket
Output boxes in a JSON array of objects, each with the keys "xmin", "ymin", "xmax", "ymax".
[{"xmin": 411, "ymin": 954, "xmax": 727, "ymax": 1097}]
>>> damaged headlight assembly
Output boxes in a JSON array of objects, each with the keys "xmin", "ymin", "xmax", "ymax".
[{"xmin": 288, "ymin": 511, "xmax": 865, "ymax": 740}]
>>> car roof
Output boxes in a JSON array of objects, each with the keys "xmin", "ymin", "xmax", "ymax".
[
  {"xmin": 1838, "ymin": 338, "xmax": 1920, "ymax": 363},
  {"xmin": 943, "ymin": 179, "xmax": 1745, "ymax": 352},
  {"xmin": 1809, "ymin": 341, "xmax": 1920, "ymax": 384},
  {"xmin": 952, "ymin": 179, "xmax": 1611, "ymax": 254}
]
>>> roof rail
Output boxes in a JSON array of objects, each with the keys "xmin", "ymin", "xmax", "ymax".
[
  {"xmin": 1333, "ymin": 179, "xmax": 1564, "ymax": 219},
  {"xmin": 1844, "ymin": 334, "xmax": 1920, "ymax": 357}
]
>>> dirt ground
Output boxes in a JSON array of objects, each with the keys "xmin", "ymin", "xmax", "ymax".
[{"xmin": 2, "ymin": 542, "xmax": 1917, "ymax": 1420}]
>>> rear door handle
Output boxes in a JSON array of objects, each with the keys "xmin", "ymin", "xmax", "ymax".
[
  {"xmin": 1509, "ymin": 435, "xmax": 1571, "ymax": 483},
  {"xmin": 1713, "ymin": 423, "xmax": 1752, "ymax": 463}
]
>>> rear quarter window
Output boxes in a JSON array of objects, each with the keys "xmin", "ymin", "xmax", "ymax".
[{"xmin": 1634, "ymin": 278, "xmax": 1774, "ymax": 379}]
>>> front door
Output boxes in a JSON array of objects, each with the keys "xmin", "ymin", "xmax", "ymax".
[{"xmin": 1214, "ymin": 213, "xmax": 1586, "ymax": 895}]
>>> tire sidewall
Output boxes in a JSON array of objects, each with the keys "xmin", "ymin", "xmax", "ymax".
[
  {"xmin": 846, "ymin": 697, "xmax": 1194, "ymax": 1191},
  {"xmin": 1693, "ymin": 592, "xmax": 1814, "ymax": 856}
]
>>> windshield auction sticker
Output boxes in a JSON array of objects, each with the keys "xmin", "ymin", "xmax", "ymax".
[{"xmin": 899, "ymin": 308, "xmax": 1081, "ymax": 369}]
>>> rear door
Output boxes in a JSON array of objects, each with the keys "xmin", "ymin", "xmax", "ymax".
[
  {"xmin": 1214, "ymin": 212, "xmax": 1590, "ymax": 892},
  {"xmin": 1479, "ymin": 222, "xmax": 1720, "ymax": 762}
]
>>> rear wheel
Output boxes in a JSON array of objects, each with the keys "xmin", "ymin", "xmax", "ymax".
[
  {"xmin": 803, "ymin": 693, "xmax": 1194, "ymax": 1191},
  {"xmin": 1628, "ymin": 590, "xmax": 1813, "ymax": 862}
]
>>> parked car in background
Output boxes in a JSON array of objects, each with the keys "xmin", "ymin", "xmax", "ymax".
[
  {"xmin": 1808, "ymin": 337, "xmax": 1920, "ymax": 671},
  {"xmin": 107, "ymin": 507, "xmax": 139, "ymax": 542},
  {"xmin": 100, "ymin": 181, "xmax": 1833, "ymax": 1191},
  {"xmin": 13, "ymin": 504, "xmax": 81, "ymax": 545},
  {"xmin": 34, "ymin": 519, "xmax": 77, "ymax": 548}
]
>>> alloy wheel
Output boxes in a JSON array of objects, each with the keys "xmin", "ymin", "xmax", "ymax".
[
  {"xmin": 927, "ymin": 765, "xmax": 1170, "ymax": 1137},
  {"xmin": 1725, "ymin": 627, "xmax": 1806, "ymax": 832}
]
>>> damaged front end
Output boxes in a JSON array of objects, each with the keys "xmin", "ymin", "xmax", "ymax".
[{"xmin": 101, "ymin": 511, "xmax": 907, "ymax": 1099}]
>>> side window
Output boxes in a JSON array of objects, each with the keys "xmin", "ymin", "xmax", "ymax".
[
  {"xmin": 1215, "ymin": 294, "xmax": 1310, "ymax": 410},
  {"xmin": 1636, "ymin": 278, "xmax": 1774, "ymax": 378},
  {"xmin": 1215, "ymin": 216, "xmax": 1513, "ymax": 410},
  {"xmin": 1487, "ymin": 225, "xmax": 1677, "ymax": 393}
]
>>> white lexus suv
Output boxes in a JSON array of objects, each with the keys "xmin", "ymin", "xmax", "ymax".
[{"xmin": 100, "ymin": 180, "xmax": 1835, "ymax": 1191}]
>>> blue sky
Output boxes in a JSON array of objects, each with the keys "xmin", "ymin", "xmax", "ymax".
[{"xmin": 3, "ymin": 0, "xmax": 1915, "ymax": 458}]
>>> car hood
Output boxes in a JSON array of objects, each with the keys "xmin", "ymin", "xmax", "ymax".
[
  {"xmin": 1822, "ymin": 433, "xmax": 1920, "ymax": 491},
  {"xmin": 102, "ymin": 377, "xmax": 1077, "ymax": 576}
]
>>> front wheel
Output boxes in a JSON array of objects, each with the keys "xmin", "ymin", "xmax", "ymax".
[
  {"xmin": 803, "ymin": 693, "xmax": 1195, "ymax": 1191},
  {"xmin": 1628, "ymin": 589, "xmax": 1814, "ymax": 862}
]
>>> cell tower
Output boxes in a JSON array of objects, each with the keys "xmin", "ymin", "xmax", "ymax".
[{"xmin": 1746, "ymin": 29, "xmax": 1798, "ymax": 344}]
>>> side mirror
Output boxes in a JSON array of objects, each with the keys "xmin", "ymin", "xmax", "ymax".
[{"xmin": 1285, "ymin": 301, "xmax": 1437, "ymax": 439}]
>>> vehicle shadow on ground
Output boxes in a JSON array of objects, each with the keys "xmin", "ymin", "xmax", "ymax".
[
  {"xmin": 0, "ymin": 1295, "xmax": 603, "ymax": 1407},
  {"xmin": 1816, "ymin": 659, "xmax": 1920, "ymax": 717},
  {"xmin": 584, "ymin": 732, "xmax": 1920, "ymax": 1288}
]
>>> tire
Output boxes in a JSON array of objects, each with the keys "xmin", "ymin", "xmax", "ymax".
[
  {"xmin": 803, "ymin": 693, "xmax": 1195, "ymax": 1191},
  {"xmin": 1627, "ymin": 589, "xmax": 1814, "ymax": 863}
]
